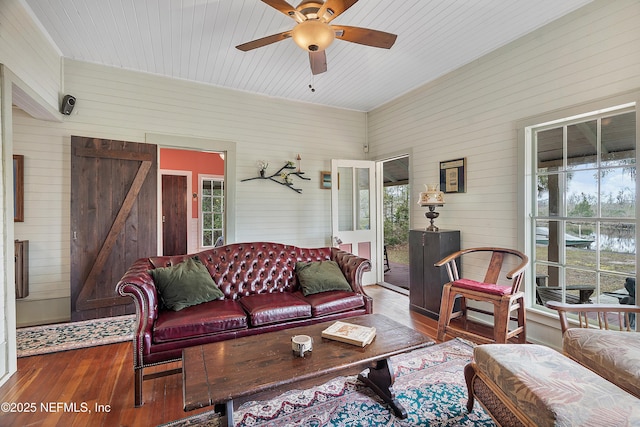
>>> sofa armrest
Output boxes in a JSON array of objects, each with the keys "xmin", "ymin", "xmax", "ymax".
[
  {"xmin": 331, "ymin": 247, "xmax": 371, "ymax": 295},
  {"xmin": 115, "ymin": 257, "xmax": 158, "ymax": 367}
]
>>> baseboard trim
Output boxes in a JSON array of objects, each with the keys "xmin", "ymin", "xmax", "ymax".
[{"xmin": 376, "ymin": 282, "xmax": 409, "ymax": 296}]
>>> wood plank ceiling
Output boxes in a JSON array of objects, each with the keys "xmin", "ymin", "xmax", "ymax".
[{"xmin": 23, "ymin": 0, "xmax": 593, "ymax": 112}]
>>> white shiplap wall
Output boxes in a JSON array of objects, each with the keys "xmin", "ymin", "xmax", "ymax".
[
  {"xmin": 367, "ymin": 0, "xmax": 640, "ymax": 345},
  {"xmin": 0, "ymin": 0, "xmax": 61, "ymax": 111},
  {"xmin": 13, "ymin": 59, "xmax": 367, "ymax": 324},
  {"xmin": 369, "ymin": 0, "xmax": 640, "ymax": 246},
  {"xmin": 13, "ymin": 108, "xmax": 70, "ymax": 302},
  {"xmin": 0, "ymin": 0, "xmax": 63, "ymax": 384}
]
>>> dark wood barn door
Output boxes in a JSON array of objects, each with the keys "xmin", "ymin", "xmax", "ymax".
[
  {"xmin": 71, "ymin": 136, "xmax": 157, "ymax": 321},
  {"xmin": 162, "ymin": 174, "xmax": 188, "ymax": 256}
]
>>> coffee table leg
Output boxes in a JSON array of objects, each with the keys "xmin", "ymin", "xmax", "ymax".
[
  {"xmin": 215, "ymin": 400, "xmax": 234, "ymax": 427},
  {"xmin": 358, "ymin": 358, "xmax": 407, "ymax": 419}
]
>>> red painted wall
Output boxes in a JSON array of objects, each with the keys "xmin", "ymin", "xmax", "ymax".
[{"xmin": 160, "ymin": 148, "xmax": 224, "ymax": 218}]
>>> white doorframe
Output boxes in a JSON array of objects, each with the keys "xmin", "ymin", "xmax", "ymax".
[
  {"xmin": 374, "ymin": 152, "xmax": 412, "ymax": 287},
  {"xmin": 375, "ymin": 160, "xmax": 385, "ymax": 284},
  {"xmin": 146, "ymin": 134, "xmax": 237, "ymax": 247}
]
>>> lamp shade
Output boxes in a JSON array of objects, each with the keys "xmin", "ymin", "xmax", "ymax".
[
  {"xmin": 291, "ymin": 20, "xmax": 335, "ymax": 52},
  {"xmin": 418, "ymin": 184, "xmax": 445, "ymax": 206}
]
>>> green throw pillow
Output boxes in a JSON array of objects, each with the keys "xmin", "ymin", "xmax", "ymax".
[
  {"xmin": 296, "ymin": 260, "xmax": 352, "ymax": 296},
  {"xmin": 150, "ymin": 257, "xmax": 224, "ymax": 311}
]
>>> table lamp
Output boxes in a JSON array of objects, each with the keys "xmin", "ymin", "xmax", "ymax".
[{"xmin": 418, "ymin": 184, "xmax": 445, "ymax": 231}]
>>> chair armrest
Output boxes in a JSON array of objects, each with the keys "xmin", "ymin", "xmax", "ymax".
[
  {"xmin": 435, "ymin": 247, "xmax": 529, "ymax": 280},
  {"xmin": 331, "ymin": 247, "xmax": 371, "ymax": 296},
  {"xmin": 115, "ymin": 257, "xmax": 159, "ymax": 366},
  {"xmin": 434, "ymin": 250, "xmax": 463, "ymax": 282},
  {"xmin": 546, "ymin": 300, "xmax": 640, "ymax": 333},
  {"xmin": 434, "ymin": 249, "xmax": 463, "ymax": 267}
]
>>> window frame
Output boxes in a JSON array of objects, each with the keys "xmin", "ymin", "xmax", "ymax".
[
  {"xmin": 518, "ymin": 92, "xmax": 640, "ymax": 314},
  {"xmin": 199, "ymin": 174, "xmax": 225, "ymax": 248}
]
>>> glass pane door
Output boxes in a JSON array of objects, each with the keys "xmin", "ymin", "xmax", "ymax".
[{"xmin": 331, "ymin": 160, "xmax": 377, "ymax": 284}]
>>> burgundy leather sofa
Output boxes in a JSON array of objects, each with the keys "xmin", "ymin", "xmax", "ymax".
[{"xmin": 116, "ymin": 242, "xmax": 372, "ymax": 407}]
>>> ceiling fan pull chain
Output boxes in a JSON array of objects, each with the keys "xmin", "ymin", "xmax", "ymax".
[{"xmin": 309, "ymin": 74, "xmax": 316, "ymax": 92}]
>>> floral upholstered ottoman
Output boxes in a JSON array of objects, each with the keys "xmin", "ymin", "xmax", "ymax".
[{"xmin": 464, "ymin": 344, "xmax": 640, "ymax": 426}]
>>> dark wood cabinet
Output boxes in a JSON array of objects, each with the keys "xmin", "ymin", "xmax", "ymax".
[{"xmin": 409, "ymin": 229, "xmax": 460, "ymax": 319}]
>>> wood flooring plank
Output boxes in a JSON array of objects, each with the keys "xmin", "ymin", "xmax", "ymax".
[{"xmin": 0, "ymin": 285, "xmax": 442, "ymax": 426}]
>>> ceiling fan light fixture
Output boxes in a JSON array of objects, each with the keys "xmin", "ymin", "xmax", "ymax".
[
  {"xmin": 237, "ymin": 0, "xmax": 397, "ymax": 75},
  {"xmin": 291, "ymin": 19, "xmax": 335, "ymax": 52}
]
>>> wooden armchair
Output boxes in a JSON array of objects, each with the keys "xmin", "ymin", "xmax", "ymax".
[{"xmin": 435, "ymin": 247, "xmax": 529, "ymax": 344}]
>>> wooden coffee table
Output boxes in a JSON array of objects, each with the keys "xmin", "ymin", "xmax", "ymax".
[{"xmin": 182, "ymin": 313, "xmax": 433, "ymax": 426}]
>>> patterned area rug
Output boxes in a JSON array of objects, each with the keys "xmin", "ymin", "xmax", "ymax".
[
  {"xmin": 160, "ymin": 338, "xmax": 494, "ymax": 427},
  {"xmin": 17, "ymin": 314, "xmax": 135, "ymax": 357}
]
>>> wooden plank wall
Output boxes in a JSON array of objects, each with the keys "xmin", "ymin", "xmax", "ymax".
[
  {"xmin": 0, "ymin": 0, "xmax": 61, "ymax": 109},
  {"xmin": 366, "ymin": 0, "xmax": 640, "ymax": 344},
  {"xmin": 11, "ymin": 61, "xmax": 367, "ymax": 325},
  {"xmin": 367, "ymin": 0, "xmax": 640, "ymax": 257}
]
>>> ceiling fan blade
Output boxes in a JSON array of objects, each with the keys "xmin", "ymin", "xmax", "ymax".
[
  {"xmin": 261, "ymin": 0, "xmax": 297, "ymax": 17},
  {"xmin": 309, "ymin": 51, "xmax": 327, "ymax": 75},
  {"xmin": 318, "ymin": 0, "xmax": 359, "ymax": 23},
  {"xmin": 236, "ymin": 31, "xmax": 292, "ymax": 51},
  {"xmin": 333, "ymin": 25, "xmax": 397, "ymax": 49}
]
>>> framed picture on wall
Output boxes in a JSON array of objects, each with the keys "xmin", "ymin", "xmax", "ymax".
[
  {"xmin": 439, "ymin": 158, "xmax": 466, "ymax": 193},
  {"xmin": 320, "ymin": 171, "xmax": 331, "ymax": 189},
  {"xmin": 320, "ymin": 171, "xmax": 339, "ymax": 189},
  {"xmin": 14, "ymin": 155, "xmax": 24, "ymax": 222}
]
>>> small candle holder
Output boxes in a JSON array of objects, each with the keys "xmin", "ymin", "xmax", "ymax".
[{"xmin": 291, "ymin": 335, "xmax": 313, "ymax": 357}]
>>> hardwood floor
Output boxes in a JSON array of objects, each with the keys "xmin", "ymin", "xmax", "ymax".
[{"xmin": 0, "ymin": 285, "xmax": 442, "ymax": 427}]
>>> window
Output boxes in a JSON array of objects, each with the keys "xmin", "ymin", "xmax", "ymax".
[
  {"xmin": 201, "ymin": 177, "xmax": 224, "ymax": 247},
  {"xmin": 528, "ymin": 105, "xmax": 636, "ymax": 307},
  {"xmin": 337, "ymin": 167, "xmax": 371, "ymax": 231}
]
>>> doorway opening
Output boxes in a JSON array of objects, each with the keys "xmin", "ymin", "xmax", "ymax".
[
  {"xmin": 381, "ymin": 156, "xmax": 410, "ymax": 294},
  {"xmin": 159, "ymin": 148, "xmax": 225, "ymax": 255}
]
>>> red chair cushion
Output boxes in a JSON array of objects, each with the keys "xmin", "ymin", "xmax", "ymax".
[{"xmin": 452, "ymin": 278, "xmax": 512, "ymax": 296}]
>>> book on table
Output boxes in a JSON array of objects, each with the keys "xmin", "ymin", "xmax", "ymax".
[{"xmin": 321, "ymin": 321, "xmax": 377, "ymax": 347}]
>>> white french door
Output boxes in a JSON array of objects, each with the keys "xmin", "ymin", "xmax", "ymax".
[{"xmin": 331, "ymin": 159, "xmax": 377, "ymax": 285}]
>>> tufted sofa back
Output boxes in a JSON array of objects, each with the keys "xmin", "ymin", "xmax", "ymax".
[{"xmin": 149, "ymin": 242, "xmax": 333, "ymax": 300}]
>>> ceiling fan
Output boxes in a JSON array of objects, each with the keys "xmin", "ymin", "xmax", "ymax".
[{"xmin": 236, "ymin": 0, "xmax": 397, "ymax": 75}]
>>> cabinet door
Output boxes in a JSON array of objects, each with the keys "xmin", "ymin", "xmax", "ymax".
[
  {"xmin": 409, "ymin": 230, "xmax": 460, "ymax": 319},
  {"xmin": 409, "ymin": 231, "xmax": 425, "ymax": 309},
  {"xmin": 423, "ymin": 231, "xmax": 460, "ymax": 316}
]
